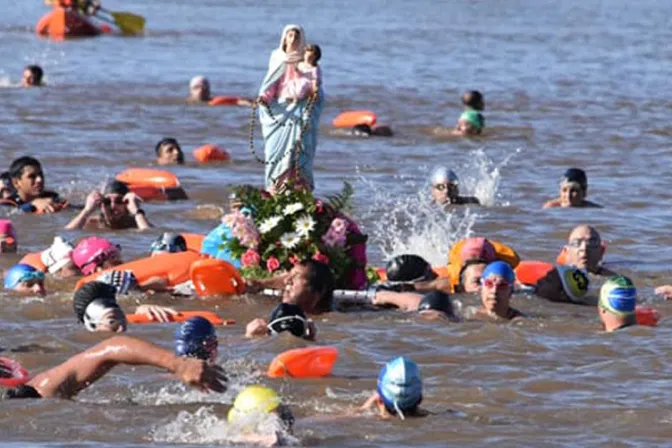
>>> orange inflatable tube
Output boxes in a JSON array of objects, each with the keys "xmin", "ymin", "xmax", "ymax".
[
  {"xmin": 75, "ymin": 251, "xmax": 202, "ymax": 291},
  {"xmin": 36, "ymin": 7, "xmax": 100, "ymax": 39},
  {"xmin": 333, "ymin": 110, "xmax": 377, "ymax": 129},
  {"xmin": 267, "ymin": 346, "xmax": 338, "ymax": 378},
  {"xmin": 19, "ymin": 252, "xmax": 47, "ymax": 273},
  {"xmin": 115, "ymin": 168, "xmax": 187, "ymax": 201},
  {"xmin": 514, "ymin": 261, "xmax": 554, "ymax": 285},
  {"xmin": 208, "ymin": 96, "xmax": 240, "ymax": 106},
  {"xmin": 181, "ymin": 233, "xmax": 205, "ymax": 252},
  {"xmin": 193, "ymin": 144, "xmax": 231, "ymax": 163},
  {"xmin": 126, "ymin": 311, "xmax": 234, "ymax": 326},
  {"xmin": 190, "ymin": 259, "xmax": 245, "ymax": 296},
  {"xmin": 0, "ymin": 357, "xmax": 30, "ymax": 388},
  {"xmin": 635, "ymin": 306, "xmax": 660, "ymax": 327}
]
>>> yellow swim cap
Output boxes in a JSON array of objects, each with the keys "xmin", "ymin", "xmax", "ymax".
[{"xmin": 227, "ymin": 385, "xmax": 281, "ymax": 423}]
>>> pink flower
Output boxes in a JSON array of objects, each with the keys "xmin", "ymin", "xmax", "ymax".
[
  {"xmin": 266, "ymin": 256, "xmax": 280, "ymax": 272},
  {"xmin": 313, "ymin": 252, "xmax": 330, "ymax": 265},
  {"xmin": 241, "ymin": 249, "xmax": 261, "ymax": 267},
  {"xmin": 289, "ymin": 255, "xmax": 299, "ymax": 265}
]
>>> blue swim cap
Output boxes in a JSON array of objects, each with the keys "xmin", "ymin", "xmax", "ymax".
[
  {"xmin": 4, "ymin": 263, "xmax": 44, "ymax": 289},
  {"xmin": 174, "ymin": 317, "xmax": 218, "ymax": 362},
  {"xmin": 482, "ymin": 261, "xmax": 515, "ymax": 284},
  {"xmin": 377, "ymin": 357, "xmax": 422, "ymax": 419}
]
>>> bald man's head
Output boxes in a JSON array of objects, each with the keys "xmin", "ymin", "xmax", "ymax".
[{"xmin": 562, "ymin": 225, "xmax": 604, "ymax": 272}]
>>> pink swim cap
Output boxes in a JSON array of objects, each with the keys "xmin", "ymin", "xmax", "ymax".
[
  {"xmin": 0, "ymin": 219, "xmax": 16, "ymax": 239},
  {"xmin": 460, "ymin": 237, "xmax": 496, "ymax": 263},
  {"xmin": 72, "ymin": 236, "xmax": 121, "ymax": 276}
]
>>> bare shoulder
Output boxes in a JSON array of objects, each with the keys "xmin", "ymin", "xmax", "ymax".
[{"xmin": 543, "ymin": 198, "xmax": 561, "ymax": 209}]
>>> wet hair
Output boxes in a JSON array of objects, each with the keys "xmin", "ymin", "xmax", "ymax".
[
  {"xmin": 103, "ymin": 180, "xmax": 130, "ymax": 196},
  {"xmin": 305, "ymin": 43, "xmax": 321, "ymax": 64},
  {"xmin": 462, "ymin": 91, "xmax": 484, "ymax": 110},
  {"xmin": 9, "ymin": 156, "xmax": 42, "ymax": 180},
  {"xmin": 24, "ymin": 65, "xmax": 44, "ymax": 85},
  {"xmin": 299, "ymin": 260, "xmax": 335, "ymax": 313},
  {"xmin": 562, "ymin": 168, "xmax": 588, "ymax": 191},
  {"xmin": 154, "ymin": 138, "xmax": 184, "ymax": 163},
  {"xmin": 458, "ymin": 259, "xmax": 487, "ymax": 287}
]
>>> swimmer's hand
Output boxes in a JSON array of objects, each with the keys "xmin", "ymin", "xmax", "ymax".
[
  {"xmin": 245, "ymin": 318, "xmax": 269, "ymax": 338},
  {"xmin": 84, "ymin": 191, "xmax": 103, "ymax": 212},
  {"xmin": 123, "ymin": 192, "xmax": 142, "ymax": 214},
  {"xmin": 655, "ymin": 285, "xmax": 672, "ymax": 300},
  {"xmin": 31, "ymin": 197, "xmax": 56, "ymax": 214},
  {"xmin": 173, "ymin": 357, "xmax": 228, "ymax": 393},
  {"xmin": 135, "ymin": 304, "xmax": 178, "ymax": 323}
]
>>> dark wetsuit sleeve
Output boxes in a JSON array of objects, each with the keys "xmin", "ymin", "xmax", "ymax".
[{"xmin": 1, "ymin": 385, "xmax": 42, "ymax": 400}]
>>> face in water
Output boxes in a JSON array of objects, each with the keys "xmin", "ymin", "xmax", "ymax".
[
  {"xmin": 282, "ymin": 264, "xmax": 316, "ymax": 310},
  {"xmin": 431, "ymin": 182, "xmax": 458, "ymax": 205},
  {"xmin": 13, "ymin": 165, "xmax": 44, "ymax": 200},
  {"xmin": 461, "ymin": 263, "xmax": 487, "ymax": 293},
  {"xmin": 559, "ymin": 182, "xmax": 585, "ymax": 207},
  {"xmin": 564, "ymin": 226, "xmax": 603, "ymax": 272},
  {"xmin": 157, "ymin": 142, "xmax": 183, "ymax": 165},
  {"xmin": 102, "ymin": 193, "xmax": 128, "ymax": 222},
  {"xmin": 15, "ymin": 277, "xmax": 46, "ymax": 296},
  {"xmin": 480, "ymin": 273, "xmax": 512, "ymax": 314}
]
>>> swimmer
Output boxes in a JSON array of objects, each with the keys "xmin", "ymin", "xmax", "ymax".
[
  {"xmin": 543, "ymin": 168, "xmax": 601, "ymax": 208},
  {"xmin": 654, "ymin": 284, "xmax": 672, "ymax": 300},
  {"xmin": 430, "ymin": 167, "xmax": 480, "ymax": 206},
  {"xmin": 462, "ymin": 90, "xmax": 485, "ymax": 112},
  {"xmin": 473, "ymin": 261, "xmax": 524, "ymax": 321},
  {"xmin": 245, "ymin": 302, "xmax": 315, "ymax": 340},
  {"xmin": 72, "ymin": 236, "xmax": 122, "ymax": 275},
  {"xmin": 329, "ymin": 123, "xmax": 394, "ymax": 138},
  {"xmin": 0, "ymin": 220, "xmax": 17, "ymax": 253},
  {"xmin": 372, "ymin": 289, "xmax": 455, "ymax": 321},
  {"xmin": 360, "ymin": 357, "xmax": 426, "ymax": 419},
  {"xmin": 228, "ymin": 385, "xmax": 295, "ymax": 447},
  {"xmin": 66, "ymin": 180, "xmax": 152, "ymax": 230},
  {"xmin": 0, "ymin": 172, "xmax": 14, "ymax": 199},
  {"xmin": 383, "ymin": 254, "xmax": 451, "ymax": 294},
  {"xmin": 22, "ymin": 65, "xmax": 44, "ymax": 87},
  {"xmin": 189, "ymin": 75, "xmax": 252, "ymax": 106},
  {"xmin": 453, "ymin": 237, "xmax": 498, "ymax": 293},
  {"xmin": 3, "ymin": 263, "xmax": 46, "ymax": 296},
  {"xmin": 598, "ymin": 276, "xmax": 637, "ymax": 332},
  {"xmin": 40, "ymin": 236, "xmax": 78, "ymax": 278},
  {"xmin": 175, "ymin": 317, "xmax": 218, "ymax": 363},
  {"xmin": 453, "ymin": 110, "xmax": 484, "ymax": 137},
  {"xmin": 150, "ymin": 232, "xmax": 187, "ymax": 256},
  {"xmin": 0, "ymin": 335, "xmax": 227, "ymax": 400},
  {"xmin": 534, "ymin": 265, "xmax": 591, "ymax": 304},
  {"xmin": 559, "ymin": 225, "xmax": 615, "ymax": 276},
  {"xmin": 73, "ymin": 281, "xmax": 179, "ymax": 333},
  {"xmin": 155, "ymin": 138, "xmax": 185, "ymax": 165},
  {"xmin": 2, "ymin": 156, "xmax": 65, "ymax": 213}
]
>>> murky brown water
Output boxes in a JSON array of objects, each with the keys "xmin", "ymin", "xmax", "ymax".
[{"xmin": 2, "ymin": 0, "xmax": 672, "ymax": 446}]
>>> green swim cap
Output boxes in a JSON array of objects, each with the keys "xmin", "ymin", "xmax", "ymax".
[
  {"xmin": 459, "ymin": 110, "xmax": 484, "ymax": 130},
  {"xmin": 599, "ymin": 276, "xmax": 636, "ymax": 316}
]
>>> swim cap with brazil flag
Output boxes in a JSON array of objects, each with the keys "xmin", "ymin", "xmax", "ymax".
[{"xmin": 599, "ymin": 275, "xmax": 636, "ymax": 316}]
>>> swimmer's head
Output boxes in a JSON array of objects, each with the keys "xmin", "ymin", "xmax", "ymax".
[
  {"xmin": 304, "ymin": 43, "xmax": 321, "ymax": 65},
  {"xmin": 459, "ymin": 260, "xmax": 487, "ymax": 293},
  {"xmin": 352, "ymin": 124, "xmax": 372, "ymax": 137},
  {"xmin": 386, "ymin": 255, "xmax": 437, "ymax": 283},
  {"xmin": 0, "ymin": 219, "xmax": 17, "ymax": 253},
  {"xmin": 535, "ymin": 265, "xmax": 590, "ymax": 304},
  {"xmin": 73, "ymin": 281, "xmax": 126, "ymax": 333},
  {"xmin": 267, "ymin": 303, "xmax": 309, "ymax": 339},
  {"xmin": 155, "ymin": 138, "xmax": 184, "ymax": 165},
  {"xmin": 430, "ymin": 166, "xmax": 459, "ymax": 204},
  {"xmin": 282, "ymin": 260, "xmax": 335, "ymax": 314},
  {"xmin": 22, "ymin": 65, "xmax": 43, "ymax": 87},
  {"xmin": 9, "ymin": 156, "xmax": 44, "ymax": 201},
  {"xmin": 480, "ymin": 261, "xmax": 515, "ymax": 313},
  {"xmin": 150, "ymin": 232, "xmax": 187, "ymax": 256},
  {"xmin": 456, "ymin": 110, "xmax": 484, "ymax": 136},
  {"xmin": 561, "ymin": 225, "xmax": 604, "ymax": 273},
  {"xmin": 377, "ymin": 356, "xmax": 423, "ymax": 420},
  {"xmin": 72, "ymin": 236, "xmax": 122, "ymax": 275},
  {"xmin": 599, "ymin": 276, "xmax": 637, "ymax": 331},
  {"xmin": 3, "ymin": 263, "xmax": 45, "ymax": 296},
  {"xmin": 189, "ymin": 76, "xmax": 211, "ymax": 102},
  {"xmin": 0, "ymin": 172, "xmax": 14, "ymax": 199},
  {"xmin": 175, "ymin": 316, "xmax": 218, "ymax": 363},
  {"xmin": 40, "ymin": 236, "xmax": 76, "ymax": 277},
  {"xmin": 228, "ymin": 385, "xmax": 294, "ymax": 431},
  {"xmin": 417, "ymin": 291, "xmax": 454, "ymax": 319},
  {"xmin": 559, "ymin": 168, "xmax": 588, "ymax": 207},
  {"xmin": 462, "ymin": 90, "xmax": 484, "ymax": 111}
]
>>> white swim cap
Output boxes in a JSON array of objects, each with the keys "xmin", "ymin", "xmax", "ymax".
[
  {"xmin": 41, "ymin": 236, "xmax": 74, "ymax": 274},
  {"xmin": 189, "ymin": 76, "xmax": 209, "ymax": 89},
  {"xmin": 430, "ymin": 167, "xmax": 458, "ymax": 185}
]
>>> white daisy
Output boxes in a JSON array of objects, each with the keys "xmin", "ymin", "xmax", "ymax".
[
  {"xmin": 259, "ymin": 216, "xmax": 282, "ymax": 234},
  {"xmin": 280, "ymin": 232, "xmax": 301, "ymax": 249},
  {"xmin": 294, "ymin": 215, "xmax": 315, "ymax": 238},
  {"xmin": 283, "ymin": 202, "xmax": 304, "ymax": 216}
]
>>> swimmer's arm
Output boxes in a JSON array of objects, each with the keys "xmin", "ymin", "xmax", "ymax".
[
  {"xmin": 65, "ymin": 191, "xmax": 101, "ymax": 229},
  {"xmin": 245, "ymin": 273, "xmax": 290, "ymax": 294},
  {"xmin": 28, "ymin": 335, "xmax": 227, "ymax": 399},
  {"xmin": 133, "ymin": 211, "xmax": 152, "ymax": 230},
  {"xmin": 138, "ymin": 276, "xmax": 170, "ymax": 292},
  {"xmin": 542, "ymin": 198, "xmax": 561, "ymax": 209},
  {"xmin": 414, "ymin": 277, "xmax": 452, "ymax": 294},
  {"xmin": 372, "ymin": 291, "xmax": 422, "ymax": 311}
]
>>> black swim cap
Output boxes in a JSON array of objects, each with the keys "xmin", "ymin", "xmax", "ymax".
[
  {"xmin": 352, "ymin": 124, "xmax": 372, "ymax": 136},
  {"xmin": 561, "ymin": 168, "xmax": 587, "ymax": 190},
  {"xmin": 73, "ymin": 281, "xmax": 117, "ymax": 323},
  {"xmin": 103, "ymin": 180, "xmax": 130, "ymax": 196},
  {"xmin": 417, "ymin": 291, "xmax": 454, "ymax": 317},
  {"xmin": 0, "ymin": 384, "xmax": 41, "ymax": 400},
  {"xmin": 386, "ymin": 255, "xmax": 437, "ymax": 283},
  {"xmin": 267, "ymin": 303, "xmax": 308, "ymax": 339}
]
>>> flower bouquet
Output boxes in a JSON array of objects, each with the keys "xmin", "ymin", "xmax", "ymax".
[{"xmin": 219, "ymin": 183, "xmax": 368, "ymax": 288}]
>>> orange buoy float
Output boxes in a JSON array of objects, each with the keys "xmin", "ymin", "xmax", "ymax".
[
  {"xmin": 115, "ymin": 168, "xmax": 187, "ymax": 201},
  {"xmin": 635, "ymin": 306, "xmax": 660, "ymax": 327},
  {"xmin": 0, "ymin": 357, "xmax": 30, "ymax": 388},
  {"xmin": 193, "ymin": 144, "xmax": 231, "ymax": 164},
  {"xmin": 181, "ymin": 233, "xmax": 205, "ymax": 252},
  {"xmin": 36, "ymin": 7, "xmax": 100, "ymax": 40},
  {"xmin": 333, "ymin": 110, "xmax": 377, "ymax": 129},
  {"xmin": 126, "ymin": 311, "xmax": 234, "ymax": 326},
  {"xmin": 19, "ymin": 252, "xmax": 47, "ymax": 273},
  {"xmin": 267, "ymin": 346, "xmax": 338, "ymax": 378},
  {"xmin": 208, "ymin": 96, "xmax": 241, "ymax": 106},
  {"xmin": 190, "ymin": 258, "xmax": 245, "ymax": 296},
  {"xmin": 75, "ymin": 251, "xmax": 202, "ymax": 291},
  {"xmin": 514, "ymin": 261, "xmax": 554, "ymax": 285}
]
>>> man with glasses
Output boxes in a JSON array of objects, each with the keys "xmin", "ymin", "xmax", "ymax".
[
  {"xmin": 543, "ymin": 168, "xmax": 602, "ymax": 208},
  {"xmin": 559, "ymin": 225, "xmax": 615, "ymax": 276},
  {"xmin": 474, "ymin": 261, "xmax": 524, "ymax": 321},
  {"xmin": 430, "ymin": 167, "xmax": 479, "ymax": 206}
]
